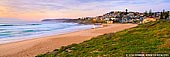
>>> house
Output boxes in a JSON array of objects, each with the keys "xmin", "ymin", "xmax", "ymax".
[
  {"xmin": 106, "ymin": 21, "xmax": 113, "ymax": 24},
  {"xmin": 142, "ymin": 17, "xmax": 157, "ymax": 23},
  {"xmin": 104, "ymin": 18, "xmax": 110, "ymax": 21}
]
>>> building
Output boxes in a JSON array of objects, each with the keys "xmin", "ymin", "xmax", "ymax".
[
  {"xmin": 106, "ymin": 21, "xmax": 113, "ymax": 24},
  {"xmin": 142, "ymin": 17, "xmax": 157, "ymax": 23}
]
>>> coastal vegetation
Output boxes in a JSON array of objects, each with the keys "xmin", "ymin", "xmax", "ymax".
[{"xmin": 36, "ymin": 20, "xmax": 170, "ymax": 57}]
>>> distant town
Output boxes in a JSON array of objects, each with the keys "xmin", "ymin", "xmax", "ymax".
[
  {"xmin": 72, "ymin": 9, "xmax": 170, "ymax": 24},
  {"xmin": 42, "ymin": 9, "xmax": 170, "ymax": 24}
]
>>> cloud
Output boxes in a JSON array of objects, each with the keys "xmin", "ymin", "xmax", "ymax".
[
  {"xmin": 111, "ymin": 2, "xmax": 170, "ymax": 12},
  {"xmin": 0, "ymin": 0, "xmax": 169, "ymax": 12},
  {"xmin": 0, "ymin": 0, "xmax": 169, "ymax": 20}
]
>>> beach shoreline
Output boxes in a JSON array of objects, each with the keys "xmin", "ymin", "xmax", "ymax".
[
  {"xmin": 0, "ymin": 23, "xmax": 94, "ymax": 44},
  {"xmin": 0, "ymin": 24, "xmax": 100, "ymax": 45},
  {"xmin": 0, "ymin": 24, "xmax": 137, "ymax": 57}
]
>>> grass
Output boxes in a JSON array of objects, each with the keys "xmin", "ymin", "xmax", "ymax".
[{"xmin": 36, "ymin": 20, "xmax": 170, "ymax": 57}]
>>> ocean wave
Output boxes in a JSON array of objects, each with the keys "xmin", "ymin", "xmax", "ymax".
[
  {"xmin": 0, "ymin": 24, "xmax": 16, "ymax": 26},
  {"xmin": 26, "ymin": 24, "xmax": 41, "ymax": 25},
  {"xmin": 0, "ymin": 22, "xmax": 93, "ymax": 44}
]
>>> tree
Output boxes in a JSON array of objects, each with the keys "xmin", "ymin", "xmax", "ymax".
[
  {"xmin": 149, "ymin": 9, "xmax": 152, "ymax": 16},
  {"xmin": 144, "ymin": 10, "xmax": 148, "ymax": 16},
  {"xmin": 168, "ymin": 11, "xmax": 170, "ymax": 19},
  {"xmin": 125, "ymin": 9, "xmax": 128, "ymax": 15},
  {"xmin": 163, "ymin": 9, "xmax": 165, "ymax": 13},
  {"xmin": 154, "ymin": 12, "xmax": 157, "ymax": 17},
  {"xmin": 162, "ymin": 9, "xmax": 166, "ymax": 19},
  {"xmin": 165, "ymin": 11, "xmax": 169, "ymax": 19},
  {"xmin": 160, "ymin": 12, "xmax": 164, "ymax": 19}
]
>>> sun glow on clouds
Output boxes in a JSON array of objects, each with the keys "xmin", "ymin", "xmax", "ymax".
[{"xmin": 0, "ymin": 0, "xmax": 170, "ymax": 21}]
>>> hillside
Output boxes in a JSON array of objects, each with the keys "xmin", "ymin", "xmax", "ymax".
[
  {"xmin": 42, "ymin": 19, "xmax": 74, "ymax": 23},
  {"xmin": 36, "ymin": 20, "xmax": 170, "ymax": 57}
]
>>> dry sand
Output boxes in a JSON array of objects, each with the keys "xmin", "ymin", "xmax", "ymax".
[{"xmin": 0, "ymin": 24, "xmax": 137, "ymax": 57}]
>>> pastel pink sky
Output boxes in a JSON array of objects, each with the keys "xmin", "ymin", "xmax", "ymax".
[{"xmin": 0, "ymin": 0, "xmax": 170, "ymax": 21}]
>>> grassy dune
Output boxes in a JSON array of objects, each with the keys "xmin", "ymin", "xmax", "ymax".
[{"xmin": 36, "ymin": 20, "xmax": 170, "ymax": 57}]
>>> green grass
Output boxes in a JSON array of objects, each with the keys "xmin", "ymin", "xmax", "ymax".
[{"xmin": 36, "ymin": 20, "xmax": 170, "ymax": 57}]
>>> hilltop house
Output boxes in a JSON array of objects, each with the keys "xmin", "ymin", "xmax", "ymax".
[
  {"xmin": 142, "ymin": 17, "xmax": 157, "ymax": 23},
  {"xmin": 104, "ymin": 18, "xmax": 113, "ymax": 24}
]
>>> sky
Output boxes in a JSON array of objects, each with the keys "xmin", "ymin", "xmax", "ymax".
[{"xmin": 0, "ymin": 0, "xmax": 170, "ymax": 21}]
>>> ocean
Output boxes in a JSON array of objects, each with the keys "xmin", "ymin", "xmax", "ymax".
[{"xmin": 0, "ymin": 22, "xmax": 94, "ymax": 44}]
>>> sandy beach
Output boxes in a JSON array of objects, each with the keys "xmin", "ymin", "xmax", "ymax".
[{"xmin": 0, "ymin": 24, "xmax": 137, "ymax": 57}]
